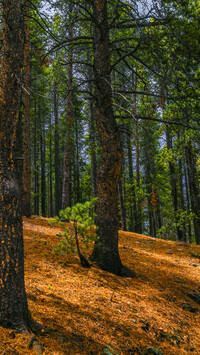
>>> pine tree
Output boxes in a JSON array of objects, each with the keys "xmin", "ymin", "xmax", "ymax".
[{"xmin": 0, "ymin": 0, "xmax": 42, "ymax": 332}]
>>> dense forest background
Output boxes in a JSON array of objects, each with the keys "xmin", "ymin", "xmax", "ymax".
[{"xmin": 7, "ymin": 0, "xmax": 200, "ymax": 243}]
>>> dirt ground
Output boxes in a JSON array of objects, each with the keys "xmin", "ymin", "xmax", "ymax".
[{"xmin": 0, "ymin": 216, "xmax": 200, "ymax": 354}]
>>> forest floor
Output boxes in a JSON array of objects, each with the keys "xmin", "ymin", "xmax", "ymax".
[{"xmin": 0, "ymin": 216, "xmax": 200, "ymax": 355}]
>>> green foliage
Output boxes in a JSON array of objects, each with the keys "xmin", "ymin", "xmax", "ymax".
[
  {"xmin": 103, "ymin": 347, "xmax": 119, "ymax": 355},
  {"xmin": 157, "ymin": 210, "xmax": 195, "ymax": 241},
  {"xmin": 48, "ymin": 218, "xmax": 57, "ymax": 227},
  {"xmin": 176, "ymin": 210, "xmax": 196, "ymax": 229},
  {"xmin": 53, "ymin": 198, "xmax": 97, "ymax": 256},
  {"xmin": 156, "ymin": 218, "xmax": 177, "ymax": 241},
  {"xmin": 189, "ymin": 251, "xmax": 200, "ymax": 259}
]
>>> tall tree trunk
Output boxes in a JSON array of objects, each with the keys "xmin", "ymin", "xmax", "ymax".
[
  {"xmin": 178, "ymin": 155, "xmax": 187, "ymax": 242},
  {"xmin": 166, "ymin": 126, "xmax": 184, "ymax": 241},
  {"xmin": 127, "ymin": 126, "xmax": 137, "ymax": 232},
  {"xmin": 88, "ymin": 63, "xmax": 97, "ymax": 198},
  {"xmin": 135, "ymin": 119, "xmax": 143, "ymax": 232},
  {"xmin": 14, "ymin": 93, "xmax": 24, "ymax": 191},
  {"xmin": 22, "ymin": 2, "xmax": 31, "ymax": 217},
  {"xmin": 186, "ymin": 143, "xmax": 200, "ymax": 244},
  {"xmin": 40, "ymin": 110, "xmax": 46, "ymax": 217},
  {"xmin": 117, "ymin": 129, "xmax": 127, "ymax": 231},
  {"xmin": 49, "ymin": 115, "xmax": 53, "ymax": 217},
  {"xmin": 118, "ymin": 173, "xmax": 127, "ymax": 231},
  {"xmin": 185, "ymin": 155, "xmax": 192, "ymax": 243},
  {"xmin": 33, "ymin": 99, "xmax": 39, "ymax": 215},
  {"xmin": 90, "ymin": 0, "xmax": 123, "ymax": 275},
  {"xmin": 133, "ymin": 74, "xmax": 142, "ymax": 233},
  {"xmin": 62, "ymin": 5, "xmax": 73, "ymax": 209},
  {"xmin": 0, "ymin": 0, "xmax": 37, "ymax": 331},
  {"xmin": 89, "ymin": 103, "xmax": 97, "ymax": 198},
  {"xmin": 54, "ymin": 80, "xmax": 62, "ymax": 215},
  {"xmin": 74, "ymin": 115, "xmax": 80, "ymax": 203},
  {"xmin": 143, "ymin": 146, "xmax": 154, "ymax": 236}
]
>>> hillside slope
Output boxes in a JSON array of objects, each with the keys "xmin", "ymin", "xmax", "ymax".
[{"xmin": 0, "ymin": 216, "xmax": 200, "ymax": 354}]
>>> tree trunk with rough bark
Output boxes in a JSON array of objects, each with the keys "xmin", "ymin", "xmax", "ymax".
[
  {"xmin": 90, "ymin": 0, "xmax": 123, "ymax": 275},
  {"xmin": 0, "ymin": 0, "xmax": 38, "ymax": 332}
]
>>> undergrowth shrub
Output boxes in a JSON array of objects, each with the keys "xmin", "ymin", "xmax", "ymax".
[{"xmin": 53, "ymin": 198, "xmax": 97, "ymax": 265}]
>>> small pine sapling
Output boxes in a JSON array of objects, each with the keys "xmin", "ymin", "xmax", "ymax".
[{"xmin": 54, "ymin": 198, "xmax": 97, "ymax": 267}]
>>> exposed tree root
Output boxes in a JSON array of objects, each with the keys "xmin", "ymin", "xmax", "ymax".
[
  {"xmin": 28, "ymin": 317, "xmax": 48, "ymax": 335},
  {"xmin": 27, "ymin": 334, "xmax": 44, "ymax": 355},
  {"xmin": 5, "ymin": 317, "xmax": 49, "ymax": 354}
]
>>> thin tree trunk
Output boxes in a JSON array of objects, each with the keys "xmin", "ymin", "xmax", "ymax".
[
  {"xmin": 178, "ymin": 155, "xmax": 187, "ymax": 242},
  {"xmin": 133, "ymin": 84, "xmax": 142, "ymax": 234},
  {"xmin": 22, "ymin": 2, "xmax": 31, "ymax": 217},
  {"xmin": 143, "ymin": 147, "xmax": 154, "ymax": 236},
  {"xmin": 118, "ymin": 174, "xmax": 127, "ymax": 231},
  {"xmin": 49, "ymin": 115, "xmax": 53, "ymax": 217},
  {"xmin": 40, "ymin": 111, "xmax": 46, "ymax": 217},
  {"xmin": 135, "ymin": 119, "xmax": 143, "ymax": 232},
  {"xmin": 87, "ymin": 53, "xmax": 97, "ymax": 197},
  {"xmin": 75, "ymin": 116, "xmax": 80, "ymax": 203},
  {"xmin": 90, "ymin": 0, "xmax": 123, "ymax": 275},
  {"xmin": 127, "ymin": 126, "xmax": 137, "ymax": 232},
  {"xmin": 186, "ymin": 143, "xmax": 200, "ymax": 244},
  {"xmin": 33, "ymin": 99, "xmax": 39, "ymax": 216},
  {"xmin": 88, "ymin": 65, "xmax": 97, "ymax": 198},
  {"xmin": 54, "ymin": 80, "xmax": 62, "ymax": 215},
  {"xmin": 89, "ymin": 104, "xmax": 97, "ymax": 198},
  {"xmin": 62, "ymin": 5, "xmax": 73, "ymax": 209},
  {"xmin": 185, "ymin": 156, "xmax": 192, "ymax": 243},
  {"xmin": 14, "ymin": 93, "xmax": 24, "ymax": 191},
  {"xmin": 166, "ymin": 126, "xmax": 183, "ymax": 241}
]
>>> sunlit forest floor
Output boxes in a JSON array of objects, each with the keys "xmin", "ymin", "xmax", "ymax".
[{"xmin": 1, "ymin": 216, "xmax": 200, "ymax": 354}]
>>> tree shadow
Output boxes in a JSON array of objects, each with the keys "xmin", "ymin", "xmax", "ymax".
[{"xmin": 121, "ymin": 265, "xmax": 136, "ymax": 278}]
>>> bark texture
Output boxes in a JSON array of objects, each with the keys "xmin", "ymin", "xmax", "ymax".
[
  {"xmin": 0, "ymin": 0, "xmax": 32, "ymax": 330},
  {"xmin": 90, "ymin": 0, "xmax": 123, "ymax": 275}
]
